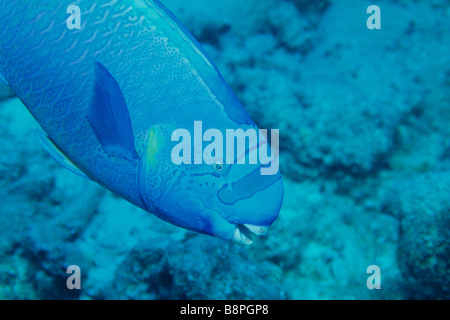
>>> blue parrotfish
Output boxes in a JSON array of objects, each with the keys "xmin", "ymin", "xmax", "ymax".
[{"xmin": 0, "ymin": 0, "xmax": 284, "ymax": 245}]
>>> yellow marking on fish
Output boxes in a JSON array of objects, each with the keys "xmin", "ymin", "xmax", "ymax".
[{"xmin": 145, "ymin": 125, "xmax": 164, "ymax": 170}]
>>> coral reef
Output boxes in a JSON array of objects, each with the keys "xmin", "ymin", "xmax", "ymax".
[
  {"xmin": 383, "ymin": 173, "xmax": 450, "ymax": 299},
  {"xmin": 0, "ymin": 0, "xmax": 449, "ymax": 299},
  {"xmin": 108, "ymin": 237, "xmax": 286, "ymax": 300}
]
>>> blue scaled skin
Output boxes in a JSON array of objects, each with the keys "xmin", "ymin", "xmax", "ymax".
[{"xmin": 0, "ymin": 0, "xmax": 284, "ymax": 244}]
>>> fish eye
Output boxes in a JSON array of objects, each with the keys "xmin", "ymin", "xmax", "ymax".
[{"xmin": 212, "ymin": 161, "xmax": 224, "ymax": 173}]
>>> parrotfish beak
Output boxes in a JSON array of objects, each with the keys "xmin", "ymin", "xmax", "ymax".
[{"xmin": 217, "ymin": 167, "xmax": 284, "ymax": 245}]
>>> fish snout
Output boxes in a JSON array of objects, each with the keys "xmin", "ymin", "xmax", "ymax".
[{"xmin": 218, "ymin": 168, "xmax": 284, "ymax": 245}]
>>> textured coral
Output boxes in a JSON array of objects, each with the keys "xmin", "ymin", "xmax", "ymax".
[
  {"xmin": 108, "ymin": 237, "xmax": 286, "ymax": 300},
  {"xmin": 383, "ymin": 172, "xmax": 450, "ymax": 299}
]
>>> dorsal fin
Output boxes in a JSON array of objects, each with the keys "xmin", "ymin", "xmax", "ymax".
[{"xmin": 87, "ymin": 62, "xmax": 138, "ymax": 161}]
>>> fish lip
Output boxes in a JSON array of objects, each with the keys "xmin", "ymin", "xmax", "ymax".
[
  {"xmin": 231, "ymin": 224, "xmax": 270, "ymax": 245},
  {"xmin": 243, "ymin": 223, "xmax": 270, "ymax": 236}
]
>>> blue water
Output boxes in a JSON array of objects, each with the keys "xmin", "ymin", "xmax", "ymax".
[{"xmin": 0, "ymin": 0, "xmax": 449, "ymax": 299}]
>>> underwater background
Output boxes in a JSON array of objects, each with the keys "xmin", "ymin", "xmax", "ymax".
[{"xmin": 0, "ymin": 0, "xmax": 449, "ymax": 299}]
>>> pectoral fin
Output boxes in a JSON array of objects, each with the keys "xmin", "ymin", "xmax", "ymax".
[
  {"xmin": 87, "ymin": 61, "xmax": 138, "ymax": 161},
  {"xmin": 36, "ymin": 131, "xmax": 90, "ymax": 180},
  {"xmin": 0, "ymin": 73, "xmax": 9, "ymax": 86}
]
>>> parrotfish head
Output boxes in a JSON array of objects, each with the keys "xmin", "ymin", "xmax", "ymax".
[
  {"xmin": 138, "ymin": 125, "xmax": 284, "ymax": 245},
  {"xmin": 210, "ymin": 161, "xmax": 284, "ymax": 245}
]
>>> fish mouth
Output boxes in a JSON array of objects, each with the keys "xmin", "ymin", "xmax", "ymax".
[{"xmin": 231, "ymin": 224, "xmax": 270, "ymax": 246}]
